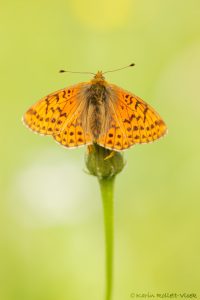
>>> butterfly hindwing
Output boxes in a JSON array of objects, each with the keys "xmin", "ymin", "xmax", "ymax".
[
  {"xmin": 53, "ymin": 113, "xmax": 92, "ymax": 148},
  {"xmin": 97, "ymin": 85, "xmax": 167, "ymax": 151}
]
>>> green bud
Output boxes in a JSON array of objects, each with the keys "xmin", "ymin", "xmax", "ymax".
[{"xmin": 85, "ymin": 143, "xmax": 125, "ymax": 179}]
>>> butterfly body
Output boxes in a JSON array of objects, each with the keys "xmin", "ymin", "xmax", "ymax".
[
  {"xmin": 84, "ymin": 72, "xmax": 110, "ymax": 139},
  {"xmin": 23, "ymin": 71, "xmax": 167, "ymax": 151}
]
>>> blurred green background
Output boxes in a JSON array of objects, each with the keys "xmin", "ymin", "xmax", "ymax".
[{"xmin": 1, "ymin": 0, "xmax": 200, "ymax": 299}]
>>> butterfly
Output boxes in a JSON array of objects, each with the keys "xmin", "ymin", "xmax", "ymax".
[{"xmin": 23, "ymin": 64, "xmax": 167, "ymax": 151}]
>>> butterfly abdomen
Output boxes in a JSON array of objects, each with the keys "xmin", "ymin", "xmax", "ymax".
[{"xmin": 86, "ymin": 83, "xmax": 109, "ymax": 139}]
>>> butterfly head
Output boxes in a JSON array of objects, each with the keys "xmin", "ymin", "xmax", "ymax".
[{"xmin": 92, "ymin": 71, "xmax": 105, "ymax": 84}]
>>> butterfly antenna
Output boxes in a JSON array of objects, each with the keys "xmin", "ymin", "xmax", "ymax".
[
  {"xmin": 59, "ymin": 70, "xmax": 95, "ymax": 75},
  {"xmin": 103, "ymin": 63, "xmax": 135, "ymax": 75}
]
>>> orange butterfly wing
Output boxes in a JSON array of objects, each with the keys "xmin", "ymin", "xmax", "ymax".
[
  {"xmin": 23, "ymin": 83, "xmax": 93, "ymax": 148},
  {"xmin": 97, "ymin": 85, "xmax": 167, "ymax": 151}
]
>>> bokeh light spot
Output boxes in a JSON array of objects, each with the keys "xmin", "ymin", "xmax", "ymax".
[
  {"xmin": 69, "ymin": 0, "xmax": 132, "ymax": 30},
  {"xmin": 8, "ymin": 151, "xmax": 100, "ymax": 227}
]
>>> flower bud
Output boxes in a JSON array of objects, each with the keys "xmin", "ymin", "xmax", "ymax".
[{"xmin": 85, "ymin": 144, "xmax": 125, "ymax": 179}]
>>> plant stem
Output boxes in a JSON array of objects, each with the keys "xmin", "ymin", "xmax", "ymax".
[
  {"xmin": 85, "ymin": 144, "xmax": 124, "ymax": 299},
  {"xmin": 98, "ymin": 176, "xmax": 115, "ymax": 300}
]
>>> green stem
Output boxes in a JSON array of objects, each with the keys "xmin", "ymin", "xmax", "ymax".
[
  {"xmin": 98, "ymin": 177, "xmax": 115, "ymax": 300},
  {"xmin": 85, "ymin": 144, "xmax": 125, "ymax": 299}
]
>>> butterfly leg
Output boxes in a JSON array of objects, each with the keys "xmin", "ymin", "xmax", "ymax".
[
  {"xmin": 87, "ymin": 144, "xmax": 95, "ymax": 154},
  {"xmin": 104, "ymin": 151, "xmax": 115, "ymax": 160},
  {"xmin": 87, "ymin": 143, "xmax": 115, "ymax": 160}
]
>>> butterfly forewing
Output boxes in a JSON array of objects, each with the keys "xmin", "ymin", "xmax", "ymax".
[{"xmin": 23, "ymin": 83, "xmax": 93, "ymax": 147}]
